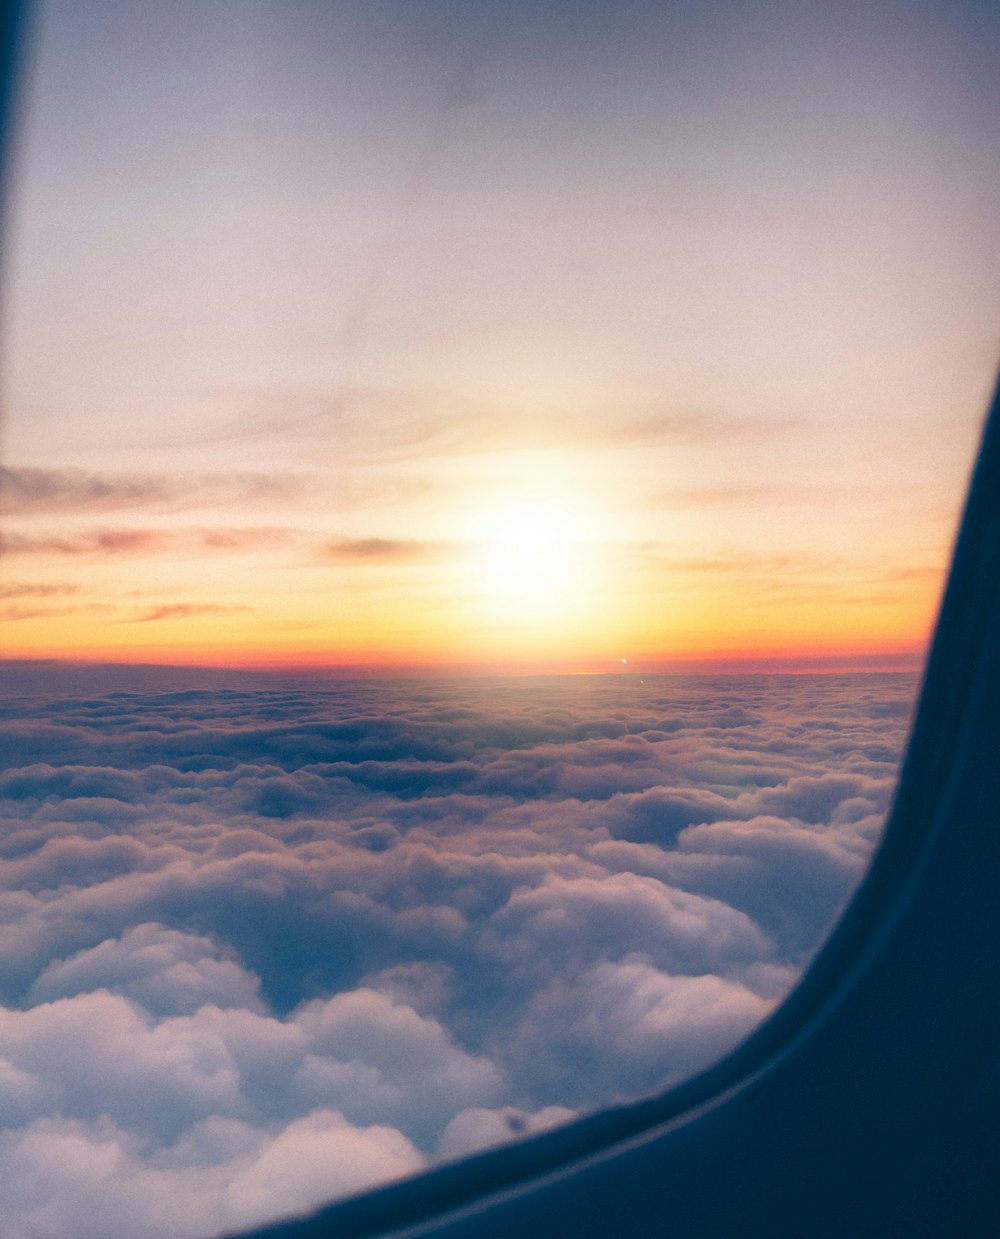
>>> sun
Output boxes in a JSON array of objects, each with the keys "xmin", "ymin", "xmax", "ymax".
[{"xmin": 466, "ymin": 492, "xmax": 599, "ymax": 627}]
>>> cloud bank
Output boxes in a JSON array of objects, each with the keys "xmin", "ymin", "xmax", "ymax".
[{"xmin": 0, "ymin": 668, "xmax": 915, "ymax": 1237}]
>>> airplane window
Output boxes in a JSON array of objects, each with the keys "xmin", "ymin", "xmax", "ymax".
[{"xmin": 0, "ymin": 3, "xmax": 997, "ymax": 1238}]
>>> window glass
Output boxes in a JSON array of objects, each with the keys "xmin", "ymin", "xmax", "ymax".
[{"xmin": 0, "ymin": 2, "xmax": 997, "ymax": 1236}]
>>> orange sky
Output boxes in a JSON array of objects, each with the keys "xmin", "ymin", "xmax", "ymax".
[{"xmin": 1, "ymin": 2, "xmax": 997, "ymax": 673}]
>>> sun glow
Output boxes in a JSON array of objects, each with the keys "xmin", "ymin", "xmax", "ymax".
[{"xmin": 466, "ymin": 493, "xmax": 603, "ymax": 628}]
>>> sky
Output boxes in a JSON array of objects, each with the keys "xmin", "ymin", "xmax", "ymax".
[
  {"xmin": 2, "ymin": 0, "xmax": 998, "ymax": 671},
  {"xmin": 0, "ymin": 666, "xmax": 916, "ymax": 1237}
]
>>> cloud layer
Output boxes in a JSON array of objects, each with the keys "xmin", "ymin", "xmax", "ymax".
[{"xmin": 0, "ymin": 668, "xmax": 915, "ymax": 1237}]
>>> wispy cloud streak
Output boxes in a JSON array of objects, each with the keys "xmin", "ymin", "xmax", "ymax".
[
  {"xmin": 320, "ymin": 537, "xmax": 458, "ymax": 563},
  {"xmin": 128, "ymin": 604, "xmax": 253, "ymax": 623},
  {"xmin": 1, "ymin": 527, "xmax": 297, "ymax": 557},
  {"xmin": 0, "ymin": 466, "xmax": 309, "ymax": 516}
]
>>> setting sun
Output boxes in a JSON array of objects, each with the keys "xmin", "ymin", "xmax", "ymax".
[{"xmin": 467, "ymin": 494, "xmax": 598, "ymax": 622}]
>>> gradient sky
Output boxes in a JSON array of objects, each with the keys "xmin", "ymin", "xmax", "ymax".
[{"xmin": 2, "ymin": 0, "xmax": 998, "ymax": 670}]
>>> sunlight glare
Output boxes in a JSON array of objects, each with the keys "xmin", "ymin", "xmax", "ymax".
[{"xmin": 468, "ymin": 493, "xmax": 599, "ymax": 627}]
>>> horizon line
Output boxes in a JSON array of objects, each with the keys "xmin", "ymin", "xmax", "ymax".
[{"xmin": 0, "ymin": 649, "xmax": 927, "ymax": 681}]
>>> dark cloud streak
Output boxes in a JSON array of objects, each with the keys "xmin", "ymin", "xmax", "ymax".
[
  {"xmin": 320, "ymin": 537, "xmax": 458, "ymax": 564},
  {"xmin": 0, "ymin": 582, "xmax": 78, "ymax": 599},
  {"xmin": 0, "ymin": 465, "xmax": 309, "ymax": 516},
  {"xmin": 1, "ymin": 526, "xmax": 297, "ymax": 558}
]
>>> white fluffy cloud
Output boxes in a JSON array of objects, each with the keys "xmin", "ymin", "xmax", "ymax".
[
  {"xmin": 0, "ymin": 1110, "xmax": 423, "ymax": 1239},
  {"xmin": 0, "ymin": 668, "xmax": 916, "ymax": 1236},
  {"xmin": 27, "ymin": 923, "xmax": 267, "ymax": 1016},
  {"xmin": 504, "ymin": 957, "xmax": 776, "ymax": 1104}
]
